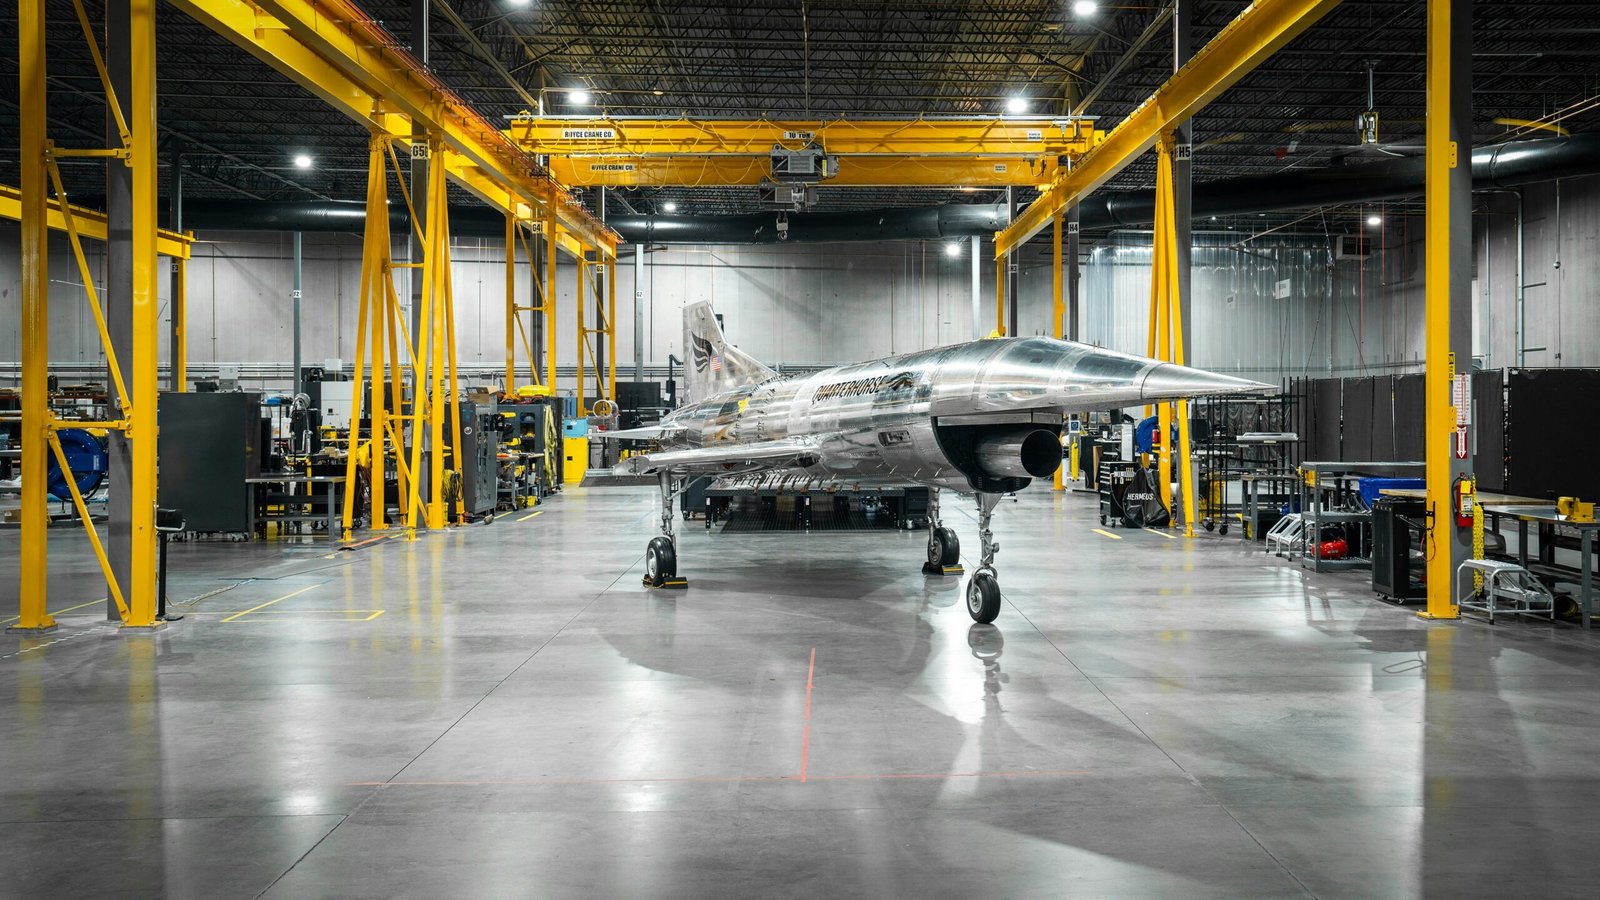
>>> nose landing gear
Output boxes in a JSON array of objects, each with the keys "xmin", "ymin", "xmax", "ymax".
[
  {"xmin": 966, "ymin": 492, "xmax": 1003, "ymax": 624},
  {"xmin": 644, "ymin": 473, "xmax": 690, "ymax": 589}
]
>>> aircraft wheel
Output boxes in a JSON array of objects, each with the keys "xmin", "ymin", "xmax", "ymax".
[
  {"xmin": 927, "ymin": 526, "xmax": 960, "ymax": 567},
  {"xmin": 646, "ymin": 536, "xmax": 677, "ymax": 584},
  {"xmin": 966, "ymin": 572, "xmax": 1001, "ymax": 624}
]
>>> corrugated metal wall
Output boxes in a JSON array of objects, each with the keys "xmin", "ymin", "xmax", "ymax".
[{"xmin": 2, "ymin": 171, "xmax": 1596, "ymax": 388}]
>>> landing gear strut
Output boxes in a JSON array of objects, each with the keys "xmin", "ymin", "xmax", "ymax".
[
  {"xmin": 645, "ymin": 473, "xmax": 689, "ymax": 588},
  {"xmin": 922, "ymin": 488, "xmax": 962, "ymax": 575},
  {"xmin": 966, "ymin": 492, "xmax": 1002, "ymax": 623}
]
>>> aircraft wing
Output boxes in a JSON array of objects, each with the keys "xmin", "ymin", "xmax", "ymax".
[
  {"xmin": 593, "ymin": 424, "xmax": 685, "ymax": 442},
  {"xmin": 622, "ymin": 437, "xmax": 824, "ymax": 476}
]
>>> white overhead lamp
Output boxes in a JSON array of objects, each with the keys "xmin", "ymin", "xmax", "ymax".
[
  {"xmin": 1072, "ymin": 1, "xmax": 1098, "ymax": 18},
  {"xmin": 1366, "ymin": 214, "xmax": 1383, "ymax": 227},
  {"xmin": 662, "ymin": 201, "xmax": 678, "ymax": 213},
  {"xmin": 569, "ymin": 88, "xmax": 590, "ymax": 105},
  {"xmin": 508, "ymin": 0, "xmax": 530, "ymax": 6},
  {"xmin": 1006, "ymin": 95, "xmax": 1028, "ymax": 115},
  {"xmin": 293, "ymin": 154, "xmax": 313, "ymax": 169},
  {"xmin": 945, "ymin": 242, "xmax": 963, "ymax": 258}
]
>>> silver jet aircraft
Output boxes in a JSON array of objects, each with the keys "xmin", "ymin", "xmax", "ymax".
[{"xmin": 606, "ymin": 301, "xmax": 1269, "ymax": 622}]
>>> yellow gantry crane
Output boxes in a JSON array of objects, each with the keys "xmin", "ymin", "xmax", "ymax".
[
  {"xmin": 11, "ymin": 0, "xmax": 619, "ymax": 632},
  {"xmin": 508, "ymin": 116, "xmax": 1103, "ymax": 188}
]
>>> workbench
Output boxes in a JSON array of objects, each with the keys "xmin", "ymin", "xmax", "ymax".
[
  {"xmin": 246, "ymin": 474, "xmax": 346, "ymax": 539},
  {"xmin": 1481, "ymin": 503, "xmax": 1600, "ymax": 631}
]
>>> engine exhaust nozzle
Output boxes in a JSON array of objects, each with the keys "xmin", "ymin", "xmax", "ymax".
[{"xmin": 974, "ymin": 428, "xmax": 1062, "ymax": 480}]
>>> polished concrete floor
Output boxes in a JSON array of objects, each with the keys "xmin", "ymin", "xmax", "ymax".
[{"xmin": 4, "ymin": 486, "xmax": 1600, "ymax": 899}]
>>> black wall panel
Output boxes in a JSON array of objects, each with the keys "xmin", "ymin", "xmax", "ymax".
[
  {"xmin": 1507, "ymin": 369, "xmax": 1600, "ymax": 500},
  {"xmin": 1393, "ymin": 374, "xmax": 1425, "ymax": 461},
  {"xmin": 1342, "ymin": 377, "xmax": 1378, "ymax": 462}
]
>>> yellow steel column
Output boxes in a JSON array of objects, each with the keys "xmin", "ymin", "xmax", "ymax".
[
  {"xmin": 342, "ymin": 138, "xmax": 378, "ymax": 539},
  {"xmin": 173, "ymin": 244, "xmax": 188, "ymax": 391},
  {"xmin": 504, "ymin": 211, "xmax": 516, "ymax": 391},
  {"xmin": 546, "ymin": 217, "xmax": 558, "ymax": 395},
  {"xmin": 12, "ymin": 0, "xmax": 53, "ymax": 633},
  {"xmin": 425, "ymin": 151, "xmax": 448, "ymax": 529},
  {"xmin": 607, "ymin": 258, "xmax": 617, "ymax": 404},
  {"xmin": 441, "ymin": 216, "xmax": 463, "ymax": 525},
  {"xmin": 576, "ymin": 253, "xmax": 587, "ymax": 415},
  {"xmin": 1422, "ymin": 0, "xmax": 1470, "ymax": 619},
  {"xmin": 994, "ymin": 255, "xmax": 1006, "ymax": 337},
  {"xmin": 123, "ymin": 0, "xmax": 160, "ymax": 628},
  {"xmin": 1052, "ymin": 211, "xmax": 1065, "ymax": 491}
]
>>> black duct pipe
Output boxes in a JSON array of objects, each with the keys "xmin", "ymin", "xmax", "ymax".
[{"xmin": 167, "ymin": 135, "xmax": 1600, "ymax": 243}]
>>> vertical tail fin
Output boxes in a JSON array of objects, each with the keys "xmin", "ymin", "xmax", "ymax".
[{"xmin": 683, "ymin": 301, "xmax": 776, "ymax": 402}]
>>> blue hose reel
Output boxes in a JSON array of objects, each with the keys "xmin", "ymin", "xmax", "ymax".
[{"xmin": 46, "ymin": 428, "xmax": 108, "ymax": 501}]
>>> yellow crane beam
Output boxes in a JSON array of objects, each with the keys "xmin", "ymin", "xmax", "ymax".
[
  {"xmin": 169, "ymin": 0, "xmax": 617, "ymax": 257},
  {"xmin": 512, "ymin": 116, "xmax": 1100, "ymax": 155},
  {"xmin": 545, "ymin": 155, "xmax": 1062, "ymax": 188},
  {"xmin": 996, "ymin": 0, "xmax": 1343, "ymax": 256},
  {"xmin": 0, "ymin": 183, "xmax": 190, "ymax": 258},
  {"xmin": 511, "ymin": 116, "xmax": 1101, "ymax": 188}
]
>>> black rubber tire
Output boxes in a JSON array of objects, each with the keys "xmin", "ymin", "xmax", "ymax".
[
  {"xmin": 966, "ymin": 572, "xmax": 1001, "ymax": 624},
  {"xmin": 646, "ymin": 536, "xmax": 677, "ymax": 582},
  {"xmin": 1220, "ymin": 524, "xmax": 1230, "ymax": 536},
  {"xmin": 927, "ymin": 526, "xmax": 960, "ymax": 567}
]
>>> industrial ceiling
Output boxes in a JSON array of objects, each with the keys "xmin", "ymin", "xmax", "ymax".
[{"xmin": 2, "ymin": 1, "xmax": 1597, "ymax": 224}]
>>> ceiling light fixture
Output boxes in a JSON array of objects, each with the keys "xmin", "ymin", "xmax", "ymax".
[
  {"xmin": 1072, "ymin": 1, "xmax": 1098, "ymax": 18},
  {"xmin": 945, "ymin": 243, "xmax": 962, "ymax": 258},
  {"xmin": 508, "ymin": 0, "xmax": 530, "ymax": 6},
  {"xmin": 1006, "ymin": 96, "xmax": 1028, "ymax": 115},
  {"xmin": 293, "ymin": 154, "xmax": 313, "ymax": 169},
  {"xmin": 569, "ymin": 88, "xmax": 590, "ymax": 105},
  {"xmin": 662, "ymin": 201, "xmax": 678, "ymax": 213},
  {"xmin": 1366, "ymin": 214, "xmax": 1383, "ymax": 227}
]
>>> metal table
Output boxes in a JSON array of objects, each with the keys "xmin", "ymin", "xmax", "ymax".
[
  {"xmin": 1480, "ymin": 503, "xmax": 1600, "ymax": 630},
  {"xmin": 1239, "ymin": 471, "xmax": 1299, "ymax": 540},
  {"xmin": 246, "ymin": 474, "xmax": 346, "ymax": 539}
]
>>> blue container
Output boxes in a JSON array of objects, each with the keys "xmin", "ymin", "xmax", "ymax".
[
  {"xmin": 1356, "ymin": 477, "xmax": 1425, "ymax": 507},
  {"xmin": 562, "ymin": 418, "xmax": 589, "ymax": 438}
]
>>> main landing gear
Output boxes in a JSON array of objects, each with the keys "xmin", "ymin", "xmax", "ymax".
[
  {"xmin": 965, "ymin": 493, "xmax": 1003, "ymax": 624},
  {"xmin": 923, "ymin": 488, "xmax": 964, "ymax": 576},
  {"xmin": 645, "ymin": 473, "xmax": 689, "ymax": 589},
  {"xmin": 918, "ymin": 488, "xmax": 1003, "ymax": 623}
]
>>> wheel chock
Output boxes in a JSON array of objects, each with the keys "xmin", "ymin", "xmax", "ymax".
[
  {"xmin": 643, "ymin": 576, "xmax": 690, "ymax": 589},
  {"xmin": 921, "ymin": 563, "xmax": 964, "ymax": 576}
]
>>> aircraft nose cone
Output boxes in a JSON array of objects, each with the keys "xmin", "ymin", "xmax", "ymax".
[{"xmin": 1140, "ymin": 363, "xmax": 1273, "ymax": 401}]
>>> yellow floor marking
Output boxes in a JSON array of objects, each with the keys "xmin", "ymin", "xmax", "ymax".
[
  {"xmin": 1092, "ymin": 528, "xmax": 1124, "ymax": 540},
  {"xmin": 2, "ymin": 597, "xmax": 108, "ymax": 626},
  {"xmin": 1144, "ymin": 528, "xmax": 1177, "ymax": 540},
  {"xmin": 221, "ymin": 584, "xmax": 321, "ymax": 623},
  {"xmin": 516, "ymin": 510, "xmax": 543, "ymax": 522}
]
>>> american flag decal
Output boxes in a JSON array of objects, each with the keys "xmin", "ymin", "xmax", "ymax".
[{"xmin": 711, "ymin": 354, "xmax": 723, "ymax": 372}]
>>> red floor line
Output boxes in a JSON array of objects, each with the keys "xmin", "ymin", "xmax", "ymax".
[{"xmin": 800, "ymin": 646, "xmax": 816, "ymax": 783}]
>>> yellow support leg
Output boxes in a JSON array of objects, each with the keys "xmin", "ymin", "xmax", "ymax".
[
  {"xmin": 124, "ymin": 0, "xmax": 161, "ymax": 629},
  {"xmin": 546, "ymin": 215, "xmax": 558, "ymax": 395},
  {"xmin": 1421, "ymin": 0, "xmax": 1465, "ymax": 620},
  {"xmin": 504, "ymin": 211, "xmax": 516, "ymax": 392},
  {"xmin": 607, "ymin": 259, "xmax": 617, "ymax": 405},
  {"xmin": 1052, "ymin": 211, "xmax": 1065, "ymax": 492},
  {"xmin": 13, "ymin": 0, "xmax": 53, "ymax": 633},
  {"xmin": 173, "ymin": 249, "xmax": 188, "ymax": 390},
  {"xmin": 576, "ymin": 255, "xmax": 587, "ymax": 416},
  {"xmin": 994, "ymin": 255, "xmax": 1006, "ymax": 337}
]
